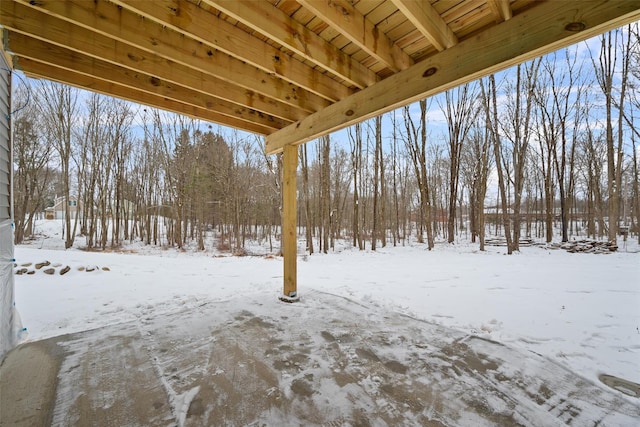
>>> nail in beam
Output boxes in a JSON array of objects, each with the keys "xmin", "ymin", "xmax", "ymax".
[{"xmin": 280, "ymin": 144, "xmax": 299, "ymax": 302}]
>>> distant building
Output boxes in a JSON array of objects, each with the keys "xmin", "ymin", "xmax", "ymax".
[{"xmin": 45, "ymin": 196, "xmax": 81, "ymax": 220}]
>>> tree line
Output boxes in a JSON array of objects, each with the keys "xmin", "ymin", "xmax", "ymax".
[{"xmin": 12, "ymin": 27, "xmax": 640, "ymax": 253}]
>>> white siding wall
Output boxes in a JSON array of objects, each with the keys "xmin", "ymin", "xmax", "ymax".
[
  {"xmin": 0, "ymin": 56, "xmax": 9, "ymax": 220},
  {"xmin": 0, "ymin": 51, "xmax": 15, "ymax": 360}
]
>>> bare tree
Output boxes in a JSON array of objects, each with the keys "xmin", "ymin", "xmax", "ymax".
[
  {"xmin": 503, "ymin": 60, "xmax": 541, "ymax": 251},
  {"xmin": 137, "ymin": 109, "xmax": 172, "ymax": 247},
  {"xmin": 300, "ymin": 144, "xmax": 314, "ymax": 254},
  {"xmin": 390, "ymin": 111, "xmax": 401, "ymax": 246},
  {"xmin": 580, "ymin": 115, "xmax": 608, "ymax": 239},
  {"xmin": 631, "ymin": 122, "xmax": 640, "ymax": 243},
  {"xmin": 619, "ymin": 23, "xmax": 640, "ymax": 242},
  {"xmin": 535, "ymin": 49, "xmax": 585, "ymax": 242},
  {"xmin": 75, "ymin": 93, "xmax": 107, "ymax": 248},
  {"xmin": 330, "ymin": 147, "xmax": 350, "ymax": 246},
  {"xmin": 533, "ymin": 105, "xmax": 556, "ymax": 243},
  {"xmin": 462, "ymin": 125, "xmax": 492, "ymax": 250},
  {"xmin": 109, "ymin": 100, "xmax": 134, "ymax": 247},
  {"xmin": 592, "ymin": 28, "xmax": 633, "ymax": 244},
  {"xmin": 480, "ymin": 75, "xmax": 514, "ymax": 253},
  {"xmin": 348, "ymin": 123, "xmax": 364, "ymax": 250},
  {"xmin": 37, "ymin": 82, "xmax": 79, "ymax": 248},
  {"xmin": 12, "ymin": 86, "xmax": 51, "ymax": 243},
  {"xmin": 372, "ymin": 115, "xmax": 381, "ymax": 250},
  {"xmin": 379, "ymin": 118, "xmax": 387, "ymax": 248},
  {"xmin": 403, "ymin": 100, "xmax": 434, "ymax": 249},
  {"xmin": 319, "ymin": 135, "xmax": 331, "ymax": 253},
  {"xmin": 441, "ymin": 83, "xmax": 478, "ymax": 243}
]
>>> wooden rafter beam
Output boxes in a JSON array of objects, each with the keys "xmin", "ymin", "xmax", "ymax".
[
  {"xmin": 487, "ymin": 0, "xmax": 513, "ymax": 22},
  {"xmin": 6, "ymin": 32, "xmax": 287, "ymax": 132},
  {"xmin": 390, "ymin": 0, "xmax": 458, "ymax": 51},
  {"xmin": 1, "ymin": 1, "xmax": 305, "ymax": 123},
  {"xmin": 202, "ymin": 0, "xmax": 378, "ymax": 88},
  {"xmin": 266, "ymin": 0, "xmax": 640, "ymax": 154},
  {"xmin": 11, "ymin": 0, "xmax": 330, "ymax": 113},
  {"xmin": 296, "ymin": 0, "xmax": 413, "ymax": 72},
  {"xmin": 108, "ymin": 0, "xmax": 354, "ymax": 101},
  {"xmin": 17, "ymin": 57, "xmax": 275, "ymax": 135}
]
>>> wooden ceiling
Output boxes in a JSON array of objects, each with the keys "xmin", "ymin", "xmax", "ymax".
[{"xmin": 1, "ymin": 0, "xmax": 639, "ymax": 154}]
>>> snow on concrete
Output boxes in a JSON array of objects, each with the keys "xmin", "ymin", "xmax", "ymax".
[{"xmin": 11, "ymin": 220, "xmax": 640, "ymax": 412}]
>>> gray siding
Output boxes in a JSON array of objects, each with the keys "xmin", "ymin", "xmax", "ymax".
[
  {"xmin": 0, "ymin": 55, "xmax": 9, "ymax": 221},
  {"xmin": 0, "ymin": 48, "xmax": 13, "ymax": 362}
]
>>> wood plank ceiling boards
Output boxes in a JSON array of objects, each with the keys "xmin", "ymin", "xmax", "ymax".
[{"xmin": 1, "ymin": 0, "xmax": 637, "ymax": 150}]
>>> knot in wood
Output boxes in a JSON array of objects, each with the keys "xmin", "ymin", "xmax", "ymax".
[
  {"xmin": 565, "ymin": 22, "xmax": 586, "ymax": 32},
  {"xmin": 423, "ymin": 67, "xmax": 438, "ymax": 78}
]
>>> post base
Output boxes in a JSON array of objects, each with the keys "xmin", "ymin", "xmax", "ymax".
[{"xmin": 279, "ymin": 293, "xmax": 300, "ymax": 303}]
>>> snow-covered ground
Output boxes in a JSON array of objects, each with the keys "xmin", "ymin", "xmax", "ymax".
[{"xmin": 12, "ymin": 221, "xmax": 640, "ymax": 405}]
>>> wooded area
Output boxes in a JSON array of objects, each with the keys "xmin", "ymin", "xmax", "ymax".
[{"xmin": 13, "ymin": 27, "xmax": 640, "ymax": 253}]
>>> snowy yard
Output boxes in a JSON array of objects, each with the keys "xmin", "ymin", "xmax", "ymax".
[{"xmin": 7, "ymin": 220, "xmax": 640, "ymax": 425}]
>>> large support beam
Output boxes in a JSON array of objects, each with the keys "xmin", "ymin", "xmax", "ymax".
[{"xmin": 280, "ymin": 144, "xmax": 298, "ymax": 302}]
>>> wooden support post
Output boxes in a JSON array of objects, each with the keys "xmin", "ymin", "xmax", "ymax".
[{"xmin": 281, "ymin": 144, "xmax": 299, "ymax": 302}]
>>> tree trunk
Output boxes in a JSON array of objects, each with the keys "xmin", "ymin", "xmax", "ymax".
[
  {"xmin": 320, "ymin": 135, "xmax": 331, "ymax": 254},
  {"xmin": 349, "ymin": 123, "xmax": 363, "ymax": 250},
  {"xmin": 481, "ymin": 75, "xmax": 514, "ymax": 254},
  {"xmin": 301, "ymin": 144, "xmax": 314, "ymax": 254},
  {"xmin": 442, "ymin": 84, "xmax": 476, "ymax": 244},
  {"xmin": 372, "ymin": 116, "xmax": 381, "ymax": 250}
]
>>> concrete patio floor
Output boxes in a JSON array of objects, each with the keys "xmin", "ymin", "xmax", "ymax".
[{"xmin": 2, "ymin": 291, "xmax": 639, "ymax": 426}]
